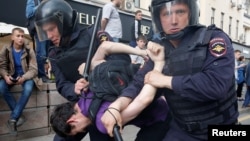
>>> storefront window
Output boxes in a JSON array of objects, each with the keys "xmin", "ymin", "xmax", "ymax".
[
  {"xmin": 134, "ymin": 0, "xmax": 140, "ymax": 7},
  {"xmin": 133, "ymin": 0, "xmax": 148, "ymax": 10}
]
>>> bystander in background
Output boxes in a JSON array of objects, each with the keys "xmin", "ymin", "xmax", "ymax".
[
  {"xmin": 101, "ymin": 0, "xmax": 122, "ymax": 42},
  {"xmin": 242, "ymin": 60, "xmax": 250, "ymax": 108},
  {"xmin": 236, "ymin": 55, "xmax": 246, "ymax": 101},
  {"xmin": 0, "ymin": 28, "xmax": 42, "ymax": 135},
  {"xmin": 129, "ymin": 10, "xmax": 142, "ymax": 47},
  {"xmin": 26, "ymin": 0, "xmax": 52, "ymax": 83},
  {"xmin": 130, "ymin": 35, "xmax": 147, "ymax": 68}
]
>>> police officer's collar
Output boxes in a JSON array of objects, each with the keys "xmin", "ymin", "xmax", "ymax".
[
  {"xmin": 160, "ymin": 24, "xmax": 205, "ymax": 40},
  {"xmin": 70, "ymin": 24, "xmax": 86, "ymax": 41}
]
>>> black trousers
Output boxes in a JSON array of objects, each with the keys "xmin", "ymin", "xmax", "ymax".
[{"xmin": 237, "ymin": 81, "xmax": 244, "ymax": 98}]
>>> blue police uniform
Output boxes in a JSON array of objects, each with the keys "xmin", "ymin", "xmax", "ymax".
[
  {"xmin": 49, "ymin": 25, "xmax": 117, "ymax": 141},
  {"xmin": 48, "ymin": 25, "xmax": 93, "ymax": 101},
  {"xmin": 49, "ymin": 25, "xmax": 131, "ymax": 102},
  {"xmin": 48, "ymin": 24, "xmax": 162, "ymax": 141},
  {"xmin": 121, "ymin": 25, "xmax": 239, "ymax": 141}
]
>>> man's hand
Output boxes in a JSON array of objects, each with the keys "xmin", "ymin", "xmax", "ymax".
[
  {"xmin": 5, "ymin": 75, "xmax": 14, "ymax": 85},
  {"xmin": 78, "ymin": 63, "xmax": 86, "ymax": 75},
  {"xmin": 101, "ymin": 107, "xmax": 123, "ymax": 137},
  {"xmin": 15, "ymin": 76, "xmax": 24, "ymax": 85},
  {"xmin": 146, "ymin": 41, "xmax": 165, "ymax": 63},
  {"xmin": 74, "ymin": 78, "xmax": 89, "ymax": 95},
  {"xmin": 144, "ymin": 70, "xmax": 166, "ymax": 88}
]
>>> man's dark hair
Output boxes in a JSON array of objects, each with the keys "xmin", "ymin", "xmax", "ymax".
[
  {"xmin": 50, "ymin": 102, "xmax": 76, "ymax": 137},
  {"xmin": 234, "ymin": 49, "xmax": 241, "ymax": 53},
  {"xmin": 136, "ymin": 35, "xmax": 147, "ymax": 42},
  {"xmin": 239, "ymin": 56, "xmax": 245, "ymax": 61},
  {"xmin": 135, "ymin": 10, "xmax": 142, "ymax": 15},
  {"xmin": 12, "ymin": 27, "xmax": 24, "ymax": 34}
]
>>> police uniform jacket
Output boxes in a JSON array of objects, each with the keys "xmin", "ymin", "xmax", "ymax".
[
  {"xmin": 48, "ymin": 24, "xmax": 131, "ymax": 102},
  {"xmin": 48, "ymin": 24, "xmax": 93, "ymax": 102},
  {"xmin": 121, "ymin": 25, "xmax": 239, "ymax": 140}
]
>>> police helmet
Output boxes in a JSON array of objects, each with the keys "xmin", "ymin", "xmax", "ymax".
[
  {"xmin": 150, "ymin": 0, "xmax": 199, "ymax": 40},
  {"xmin": 35, "ymin": 0, "xmax": 77, "ymax": 42}
]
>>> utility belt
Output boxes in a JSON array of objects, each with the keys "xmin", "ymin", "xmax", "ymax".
[{"xmin": 175, "ymin": 100, "xmax": 238, "ymax": 133}]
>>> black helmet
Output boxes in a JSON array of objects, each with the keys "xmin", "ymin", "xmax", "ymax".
[
  {"xmin": 150, "ymin": 0, "xmax": 199, "ymax": 40},
  {"xmin": 35, "ymin": 0, "xmax": 77, "ymax": 42}
]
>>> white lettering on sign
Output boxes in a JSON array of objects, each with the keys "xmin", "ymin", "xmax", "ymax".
[
  {"xmin": 78, "ymin": 12, "xmax": 96, "ymax": 25},
  {"xmin": 141, "ymin": 25, "xmax": 150, "ymax": 35}
]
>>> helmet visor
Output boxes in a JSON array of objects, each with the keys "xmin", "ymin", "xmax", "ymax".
[
  {"xmin": 161, "ymin": 2, "xmax": 190, "ymax": 18},
  {"xmin": 151, "ymin": 0, "xmax": 196, "ymax": 34},
  {"xmin": 35, "ymin": 12, "xmax": 64, "ymax": 42}
]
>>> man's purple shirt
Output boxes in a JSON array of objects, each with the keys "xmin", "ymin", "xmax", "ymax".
[{"xmin": 78, "ymin": 91, "xmax": 168, "ymax": 134}]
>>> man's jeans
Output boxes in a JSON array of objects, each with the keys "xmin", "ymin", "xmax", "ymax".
[
  {"xmin": 35, "ymin": 34, "xmax": 47, "ymax": 78},
  {"xmin": 112, "ymin": 37, "xmax": 119, "ymax": 43},
  {"xmin": 243, "ymin": 88, "xmax": 250, "ymax": 107},
  {"xmin": 0, "ymin": 79, "xmax": 34, "ymax": 120},
  {"xmin": 129, "ymin": 40, "xmax": 136, "ymax": 48}
]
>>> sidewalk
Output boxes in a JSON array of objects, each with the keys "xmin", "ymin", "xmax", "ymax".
[
  {"xmin": 238, "ymin": 100, "xmax": 250, "ymax": 115},
  {"xmin": 17, "ymin": 125, "xmax": 140, "ymax": 141}
]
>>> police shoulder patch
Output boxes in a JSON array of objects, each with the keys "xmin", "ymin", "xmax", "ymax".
[
  {"xmin": 209, "ymin": 38, "xmax": 227, "ymax": 57},
  {"xmin": 97, "ymin": 31, "xmax": 111, "ymax": 43}
]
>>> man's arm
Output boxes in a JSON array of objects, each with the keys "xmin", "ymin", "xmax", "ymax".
[
  {"xmin": 26, "ymin": 0, "xmax": 38, "ymax": 19},
  {"xmin": 94, "ymin": 41, "xmax": 147, "ymax": 57},
  {"xmin": 101, "ymin": 3, "xmax": 111, "ymax": 31},
  {"xmin": 78, "ymin": 41, "xmax": 148, "ymax": 74},
  {"xmin": 101, "ymin": 42, "xmax": 165, "ymax": 136},
  {"xmin": 101, "ymin": 18, "xmax": 108, "ymax": 31},
  {"xmin": 0, "ymin": 46, "xmax": 9, "ymax": 78},
  {"xmin": 235, "ymin": 63, "xmax": 246, "ymax": 69},
  {"xmin": 21, "ymin": 47, "xmax": 38, "ymax": 80},
  {"xmin": 0, "ymin": 46, "xmax": 14, "ymax": 85},
  {"xmin": 50, "ymin": 58, "xmax": 79, "ymax": 102},
  {"xmin": 121, "ymin": 62, "xmax": 164, "ymax": 124},
  {"xmin": 134, "ymin": 20, "xmax": 139, "ymax": 39}
]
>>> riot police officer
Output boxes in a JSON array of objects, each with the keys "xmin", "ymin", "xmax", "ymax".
[
  {"xmin": 34, "ymin": 0, "xmax": 113, "ymax": 140},
  {"xmin": 101, "ymin": 0, "xmax": 239, "ymax": 140},
  {"xmin": 34, "ymin": 0, "xmax": 163, "ymax": 141}
]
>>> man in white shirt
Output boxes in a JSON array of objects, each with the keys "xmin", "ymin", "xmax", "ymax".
[{"xmin": 101, "ymin": 0, "xmax": 122, "ymax": 42}]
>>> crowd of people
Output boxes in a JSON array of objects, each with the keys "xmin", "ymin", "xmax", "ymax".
[{"xmin": 0, "ymin": 0, "xmax": 245, "ymax": 140}]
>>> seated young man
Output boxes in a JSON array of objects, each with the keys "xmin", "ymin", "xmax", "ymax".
[
  {"xmin": 130, "ymin": 35, "xmax": 148, "ymax": 68},
  {"xmin": 50, "ymin": 41, "xmax": 169, "ymax": 138},
  {"xmin": 0, "ymin": 28, "xmax": 42, "ymax": 135}
]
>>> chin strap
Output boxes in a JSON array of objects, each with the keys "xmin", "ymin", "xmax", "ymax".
[
  {"xmin": 160, "ymin": 25, "xmax": 206, "ymax": 40},
  {"xmin": 160, "ymin": 31, "xmax": 184, "ymax": 40}
]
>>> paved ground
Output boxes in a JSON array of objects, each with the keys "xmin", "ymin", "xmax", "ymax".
[
  {"xmin": 16, "ymin": 100, "xmax": 250, "ymax": 141},
  {"xmin": 16, "ymin": 86, "xmax": 250, "ymax": 141},
  {"xmin": 17, "ymin": 125, "xmax": 140, "ymax": 141}
]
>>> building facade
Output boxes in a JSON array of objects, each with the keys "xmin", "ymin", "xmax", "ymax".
[
  {"xmin": 85, "ymin": 0, "xmax": 250, "ymax": 45},
  {"xmin": 198, "ymin": 0, "xmax": 250, "ymax": 57},
  {"xmin": 0, "ymin": 0, "xmax": 250, "ymax": 55}
]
